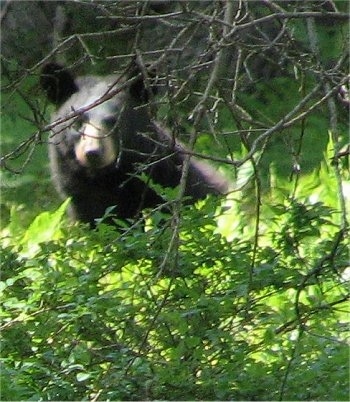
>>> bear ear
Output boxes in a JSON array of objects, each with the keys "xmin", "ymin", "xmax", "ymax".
[
  {"xmin": 127, "ymin": 62, "xmax": 158, "ymax": 103},
  {"xmin": 40, "ymin": 63, "xmax": 78, "ymax": 105}
]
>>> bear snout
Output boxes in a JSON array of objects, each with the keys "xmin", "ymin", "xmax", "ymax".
[
  {"xmin": 84, "ymin": 148, "xmax": 104, "ymax": 167},
  {"xmin": 74, "ymin": 123, "xmax": 117, "ymax": 169}
]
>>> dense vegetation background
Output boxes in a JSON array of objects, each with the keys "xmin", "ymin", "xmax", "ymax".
[{"xmin": 1, "ymin": 1, "xmax": 349, "ymax": 400}]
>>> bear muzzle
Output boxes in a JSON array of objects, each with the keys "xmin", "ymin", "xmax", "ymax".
[{"xmin": 74, "ymin": 123, "xmax": 117, "ymax": 169}]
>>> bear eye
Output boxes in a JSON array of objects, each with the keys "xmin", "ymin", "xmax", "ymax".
[
  {"xmin": 103, "ymin": 116, "xmax": 117, "ymax": 129},
  {"xmin": 71, "ymin": 114, "xmax": 88, "ymax": 133}
]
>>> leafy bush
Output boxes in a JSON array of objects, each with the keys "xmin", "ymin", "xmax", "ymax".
[
  {"xmin": 1, "ymin": 3, "xmax": 348, "ymax": 399},
  {"xmin": 1, "ymin": 171, "xmax": 348, "ymax": 400}
]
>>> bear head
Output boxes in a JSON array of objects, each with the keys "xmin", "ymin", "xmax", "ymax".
[{"xmin": 41, "ymin": 62, "xmax": 157, "ymax": 173}]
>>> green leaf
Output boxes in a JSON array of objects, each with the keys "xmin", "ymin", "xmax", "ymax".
[
  {"xmin": 76, "ymin": 372, "xmax": 91, "ymax": 382},
  {"xmin": 19, "ymin": 198, "xmax": 70, "ymax": 257}
]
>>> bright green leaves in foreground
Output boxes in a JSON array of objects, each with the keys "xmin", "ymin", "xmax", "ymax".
[{"xmin": 1, "ymin": 174, "xmax": 348, "ymax": 400}]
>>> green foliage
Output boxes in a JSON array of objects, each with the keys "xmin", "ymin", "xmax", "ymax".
[
  {"xmin": 1, "ymin": 3, "xmax": 348, "ymax": 399},
  {"xmin": 1, "ymin": 76, "xmax": 56, "ymax": 229},
  {"xmin": 1, "ymin": 170, "xmax": 348, "ymax": 400}
]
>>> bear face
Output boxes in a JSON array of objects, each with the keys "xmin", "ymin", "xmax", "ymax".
[
  {"xmin": 41, "ymin": 63, "xmax": 229, "ymax": 227},
  {"xmin": 53, "ymin": 94, "xmax": 119, "ymax": 171},
  {"xmin": 42, "ymin": 68, "xmax": 148, "ymax": 174}
]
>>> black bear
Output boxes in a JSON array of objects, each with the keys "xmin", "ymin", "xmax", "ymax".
[{"xmin": 40, "ymin": 62, "xmax": 229, "ymax": 227}]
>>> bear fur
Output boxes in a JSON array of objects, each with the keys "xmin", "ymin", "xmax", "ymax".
[{"xmin": 41, "ymin": 63, "xmax": 229, "ymax": 227}]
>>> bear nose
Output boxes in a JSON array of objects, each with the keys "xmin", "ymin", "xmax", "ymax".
[
  {"xmin": 75, "ymin": 122, "xmax": 116, "ymax": 169},
  {"xmin": 85, "ymin": 148, "xmax": 103, "ymax": 165}
]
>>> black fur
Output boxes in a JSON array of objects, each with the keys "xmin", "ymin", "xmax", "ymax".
[
  {"xmin": 41, "ymin": 63, "xmax": 78, "ymax": 105},
  {"xmin": 41, "ymin": 63, "xmax": 229, "ymax": 227}
]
